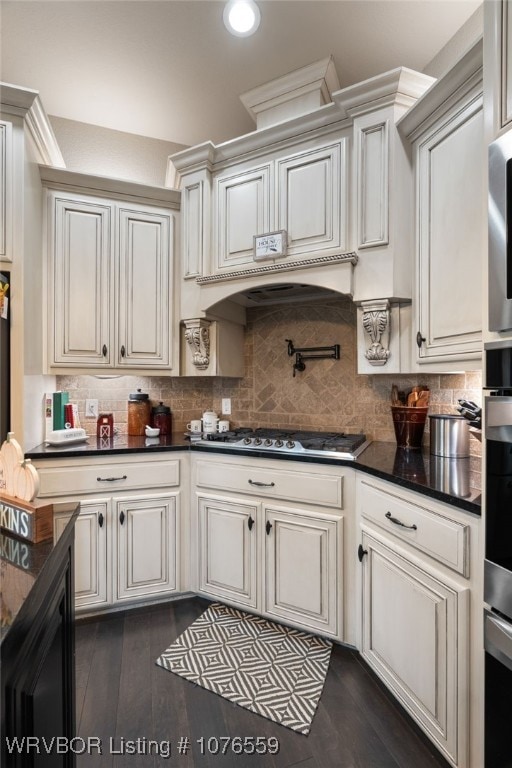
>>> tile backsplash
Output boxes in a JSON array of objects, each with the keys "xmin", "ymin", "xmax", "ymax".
[{"xmin": 57, "ymin": 296, "xmax": 482, "ymax": 487}]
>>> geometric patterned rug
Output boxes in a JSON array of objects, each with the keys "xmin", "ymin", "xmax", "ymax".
[{"xmin": 156, "ymin": 602, "xmax": 332, "ymax": 735}]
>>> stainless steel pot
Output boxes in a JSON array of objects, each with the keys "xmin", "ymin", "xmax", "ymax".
[
  {"xmin": 430, "ymin": 456, "xmax": 470, "ymax": 497},
  {"xmin": 429, "ymin": 414, "xmax": 470, "ymax": 458}
]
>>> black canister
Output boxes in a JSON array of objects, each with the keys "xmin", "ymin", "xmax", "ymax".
[{"xmin": 151, "ymin": 401, "xmax": 172, "ymax": 435}]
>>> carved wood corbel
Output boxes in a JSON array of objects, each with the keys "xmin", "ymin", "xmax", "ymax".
[
  {"xmin": 361, "ymin": 299, "xmax": 391, "ymax": 366},
  {"xmin": 184, "ymin": 319, "xmax": 211, "ymax": 370}
]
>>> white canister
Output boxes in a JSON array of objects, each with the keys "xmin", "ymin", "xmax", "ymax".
[
  {"xmin": 218, "ymin": 419, "xmax": 230, "ymax": 433},
  {"xmin": 202, "ymin": 411, "xmax": 218, "ymax": 434}
]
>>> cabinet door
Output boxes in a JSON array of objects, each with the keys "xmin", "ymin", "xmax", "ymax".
[
  {"xmin": 115, "ymin": 494, "xmax": 177, "ymax": 601},
  {"xmin": 215, "ymin": 164, "xmax": 271, "ymax": 269},
  {"xmin": 0, "ymin": 120, "xmax": 12, "ymax": 262},
  {"xmin": 117, "ymin": 206, "xmax": 173, "ymax": 368},
  {"xmin": 264, "ymin": 506, "xmax": 339, "ymax": 637},
  {"xmin": 416, "ymin": 97, "xmax": 483, "ymax": 364},
  {"xmin": 51, "ymin": 193, "xmax": 113, "ymax": 366},
  {"xmin": 360, "ymin": 531, "xmax": 468, "ymax": 766},
  {"xmin": 54, "ymin": 500, "xmax": 109, "ymax": 609},
  {"xmin": 198, "ymin": 495, "xmax": 258, "ymax": 608},
  {"xmin": 277, "ymin": 142, "xmax": 345, "ymax": 258}
]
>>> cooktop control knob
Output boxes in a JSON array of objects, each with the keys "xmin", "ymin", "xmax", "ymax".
[
  {"xmin": 243, "ymin": 437, "xmax": 252, "ymax": 445},
  {"xmin": 264, "ymin": 438, "xmax": 273, "ymax": 446},
  {"xmin": 286, "ymin": 440, "xmax": 295, "ymax": 449},
  {"xmin": 254, "ymin": 438, "xmax": 262, "ymax": 446},
  {"xmin": 275, "ymin": 439, "xmax": 284, "ymax": 448}
]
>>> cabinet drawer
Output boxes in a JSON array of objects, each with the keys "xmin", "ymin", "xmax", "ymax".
[
  {"xmin": 358, "ymin": 479, "xmax": 469, "ymax": 576},
  {"xmin": 195, "ymin": 460, "xmax": 343, "ymax": 509},
  {"xmin": 36, "ymin": 456, "xmax": 180, "ymax": 498}
]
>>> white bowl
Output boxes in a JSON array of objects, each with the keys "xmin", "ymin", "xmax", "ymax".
[{"xmin": 145, "ymin": 426, "xmax": 160, "ymax": 437}]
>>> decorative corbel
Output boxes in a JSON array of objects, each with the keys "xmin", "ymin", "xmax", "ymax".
[
  {"xmin": 184, "ymin": 319, "xmax": 211, "ymax": 370},
  {"xmin": 361, "ymin": 299, "xmax": 391, "ymax": 366}
]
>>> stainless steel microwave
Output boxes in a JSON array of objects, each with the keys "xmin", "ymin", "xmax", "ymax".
[{"xmin": 489, "ymin": 131, "xmax": 512, "ymax": 331}]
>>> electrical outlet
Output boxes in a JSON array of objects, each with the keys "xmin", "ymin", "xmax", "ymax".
[
  {"xmin": 85, "ymin": 399, "xmax": 99, "ymax": 418},
  {"xmin": 221, "ymin": 398, "xmax": 231, "ymax": 415}
]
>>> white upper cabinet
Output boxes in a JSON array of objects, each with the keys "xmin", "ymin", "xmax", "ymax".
[
  {"xmin": 0, "ymin": 120, "xmax": 13, "ymax": 263},
  {"xmin": 400, "ymin": 40, "xmax": 484, "ymax": 370},
  {"xmin": 43, "ymin": 170, "xmax": 180, "ymax": 374},
  {"xmin": 485, "ymin": 0, "xmax": 512, "ymax": 136},
  {"xmin": 212, "ymin": 137, "xmax": 347, "ymax": 274}
]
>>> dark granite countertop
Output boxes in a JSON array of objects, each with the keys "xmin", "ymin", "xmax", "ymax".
[
  {"xmin": 25, "ymin": 437, "xmax": 481, "ymax": 516},
  {"xmin": 26, "ymin": 433, "xmax": 191, "ymax": 459},
  {"xmin": 1, "ymin": 502, "xmax": 80, "ymax": 644}
]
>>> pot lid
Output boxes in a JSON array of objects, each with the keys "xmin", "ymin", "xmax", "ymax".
[
  {"xmin": 129, "ymin": 389, "xmax": 149, "ymax": 401},
  {"xmin": 151, "ymin": 401, "xmax": 171, "ymax": 414}
]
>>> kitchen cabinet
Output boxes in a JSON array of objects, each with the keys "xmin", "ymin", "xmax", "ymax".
[
  {"xmin": 356, "ymin": 474, "xmax": 481, "ymax": 768},
  {"xmin": 36, "ymin": 452, "xmax": 183, "ymax": 613},
  {"xmin": 193, "ymin": 455, "xmax": 348, "ymax": 639},
  {"xmin": 42, "ymin": 170, "xmax": 180, "ymax": 374},
  {"xmin": 116, "ymin": 493, "xmax": 177, "ymax": 601},
  {"xmin": 485, "ymin": 0, "xmax": 512, "ymax": 136},
  {"xmin": 54, "ymin": 500, "xmax": 108, "ymax": 610},
  {"xmin": 198, "ymin": 495, "xmax": 258, "ymax": 608},
  {"xmin": 264, "ymin": 504, "xmax": 338, "ymax": 636},
  {"xmin": 0, "ymin": 119, "xmax": 12, "ymax": 262},
  {"xmin": 212, "ymin": 137, "xmax": 347, "ymax": 274},
  {"xmin": 399, "ymin": 40, "xmax": 484, "ymax": 370}
]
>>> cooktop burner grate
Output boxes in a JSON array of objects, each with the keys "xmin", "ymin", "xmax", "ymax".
[{"xmin": 196, "ymin": 427, "xmax": 370, "ymax": 460}]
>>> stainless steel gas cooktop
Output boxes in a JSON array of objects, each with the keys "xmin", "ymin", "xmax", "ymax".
[{"xmin": 195, "ymin": 428, "xmax": 370, "ymax": 461}]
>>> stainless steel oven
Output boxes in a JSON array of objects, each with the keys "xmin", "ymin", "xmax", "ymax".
[
  {"xmin": 489, "ymin": 133, "xmax": 512, "ymax": 331},
  {"xmin": 484, "ymin": 340, "xmax": 512, "ymax": 767}
]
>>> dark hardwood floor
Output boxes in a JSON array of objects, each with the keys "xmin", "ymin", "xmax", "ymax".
[{"xmin": 75, "ymin": 597, "xmax": 451, "ymax": 767}]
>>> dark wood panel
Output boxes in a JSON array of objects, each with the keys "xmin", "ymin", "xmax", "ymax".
[{"xmin": 75, "ymin": 598, "xmax": 451, "ymax": 768}]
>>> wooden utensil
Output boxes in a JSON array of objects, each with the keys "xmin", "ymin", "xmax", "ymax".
[{"xmin": 391, "ymin": 384, "xmax": 400, "ymax": 406}]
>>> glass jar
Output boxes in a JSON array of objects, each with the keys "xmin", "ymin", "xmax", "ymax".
[
  {"xmin": 151, "ymin": 401, "xmax": 172, "ymax": 435},
  {"xmin": 127, "ymin": 389, "xmax": 150, "ymax": 436}
]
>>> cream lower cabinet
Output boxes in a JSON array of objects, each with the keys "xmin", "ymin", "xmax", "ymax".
[
  {"xmin": 264, "ymin": 505, "xmax": 338, "ymax": 636},
  {"xmin": 198, "ymin": 495, "xmax": 258, "ymax": 609},
  {"xmin": 357, "ymin": 475, "xmax": 476, "ymax": 768},
  {"xmin": 38, "ymin": 453, "xmax": 183, "ymax": 613},
  {"xmin": 197, "ymin": 493, "xmax": 341, "ymax": 638},
  {"xmin": 194, "ymin": 454, "xmax": 347, "ymax": 639},
  {"xmin": 360, "ymin": 531, "xmax": 468, "ymax": 767},
  {"xmin": 54, "ymin": 499, "xmax": 108, "ymax": 610}
]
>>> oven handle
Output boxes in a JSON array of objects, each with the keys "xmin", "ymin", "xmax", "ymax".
[{"xmin": 485, "ymin": 610, "xmax": 512, "ymax": 672}]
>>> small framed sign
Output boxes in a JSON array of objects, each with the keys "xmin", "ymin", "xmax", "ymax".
[{"xmin": 253, "ymin": 230, "xmax": 287, "ymax": 261}]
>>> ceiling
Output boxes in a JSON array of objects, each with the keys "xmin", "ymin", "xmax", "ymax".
[{"xmin": 0, "ymin": 0, "xmax": 481, "ymax": 147}]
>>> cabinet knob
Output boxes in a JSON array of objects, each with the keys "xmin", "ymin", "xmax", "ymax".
[
  {"xmin": 358, "ymin": 544, "xmax": 368, "ymax": 562},
  {"xmin": 98, "ymin": 512, "xmax": 104, "ymax": 528},
  {"xmin": 119, "ymin": 510, "xmax": 125, "ymax": 525},
  {"xmin": 120, "ymin": 345, "xmax": 126, "ymax": 358},
  {"xmin": 248, "ymin": 516, "xmax": 255, "ymax": 531},
  {"xmin": 102, "ymin": 344, "xmax": 108, "ymax": 357},
  {"xmin": 266, "ymin": 520, "xmax": 272, "ymax": 535},
  {"xmin": 416, "ymin": 331, "xmax": 426, "ymax": 348}
]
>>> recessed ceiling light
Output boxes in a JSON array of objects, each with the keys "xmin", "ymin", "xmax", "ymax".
[{"xmin": 223, "ymin": 0, "xmax": 261, "ymax": 37}]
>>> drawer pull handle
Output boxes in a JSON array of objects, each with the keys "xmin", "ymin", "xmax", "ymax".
[
  {"xmin": 98, "ymin": 513, "xmax": 104, "ymax": 528},
  {"xmin": 119, "ymin": 510, "xmax": 125, "ymax": 525},
  {"xmin": 248, "ymin": 516, "xmax": 255, "ymax": 531},
  {"xmin": 102, "ymin": 344, "xmax": 108, "ymax": 357},
  {"xmin": 266, "ymin": 520, "xmax": 273, "ymax": 535},
  {"xmin": 121, "ymin": 345, "xmax": 126, "ymax": 358},
  {"xmin": 385, "ymin": 511, "xmax": 417, "ymax": 530},
  {"xmin": 97, "ymin": 475, "xmax": 127, "ymax": 482},
  {"xmin": 248, "ymin": 479, "xmax": 275, "ymax": 488}
]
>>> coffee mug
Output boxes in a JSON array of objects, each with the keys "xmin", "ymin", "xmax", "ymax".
[
  {"xmin": 218, "ymin": 420, "xmax": 230, "ymax": 433},
  {"xmin": 187, "ymin": 419, "xmax": 202, "ymax": 434}
]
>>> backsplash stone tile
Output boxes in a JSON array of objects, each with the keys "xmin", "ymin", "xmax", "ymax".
[{"xmin": 57, "ymin": 296, "xmax": 482, "ymax": 488}]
